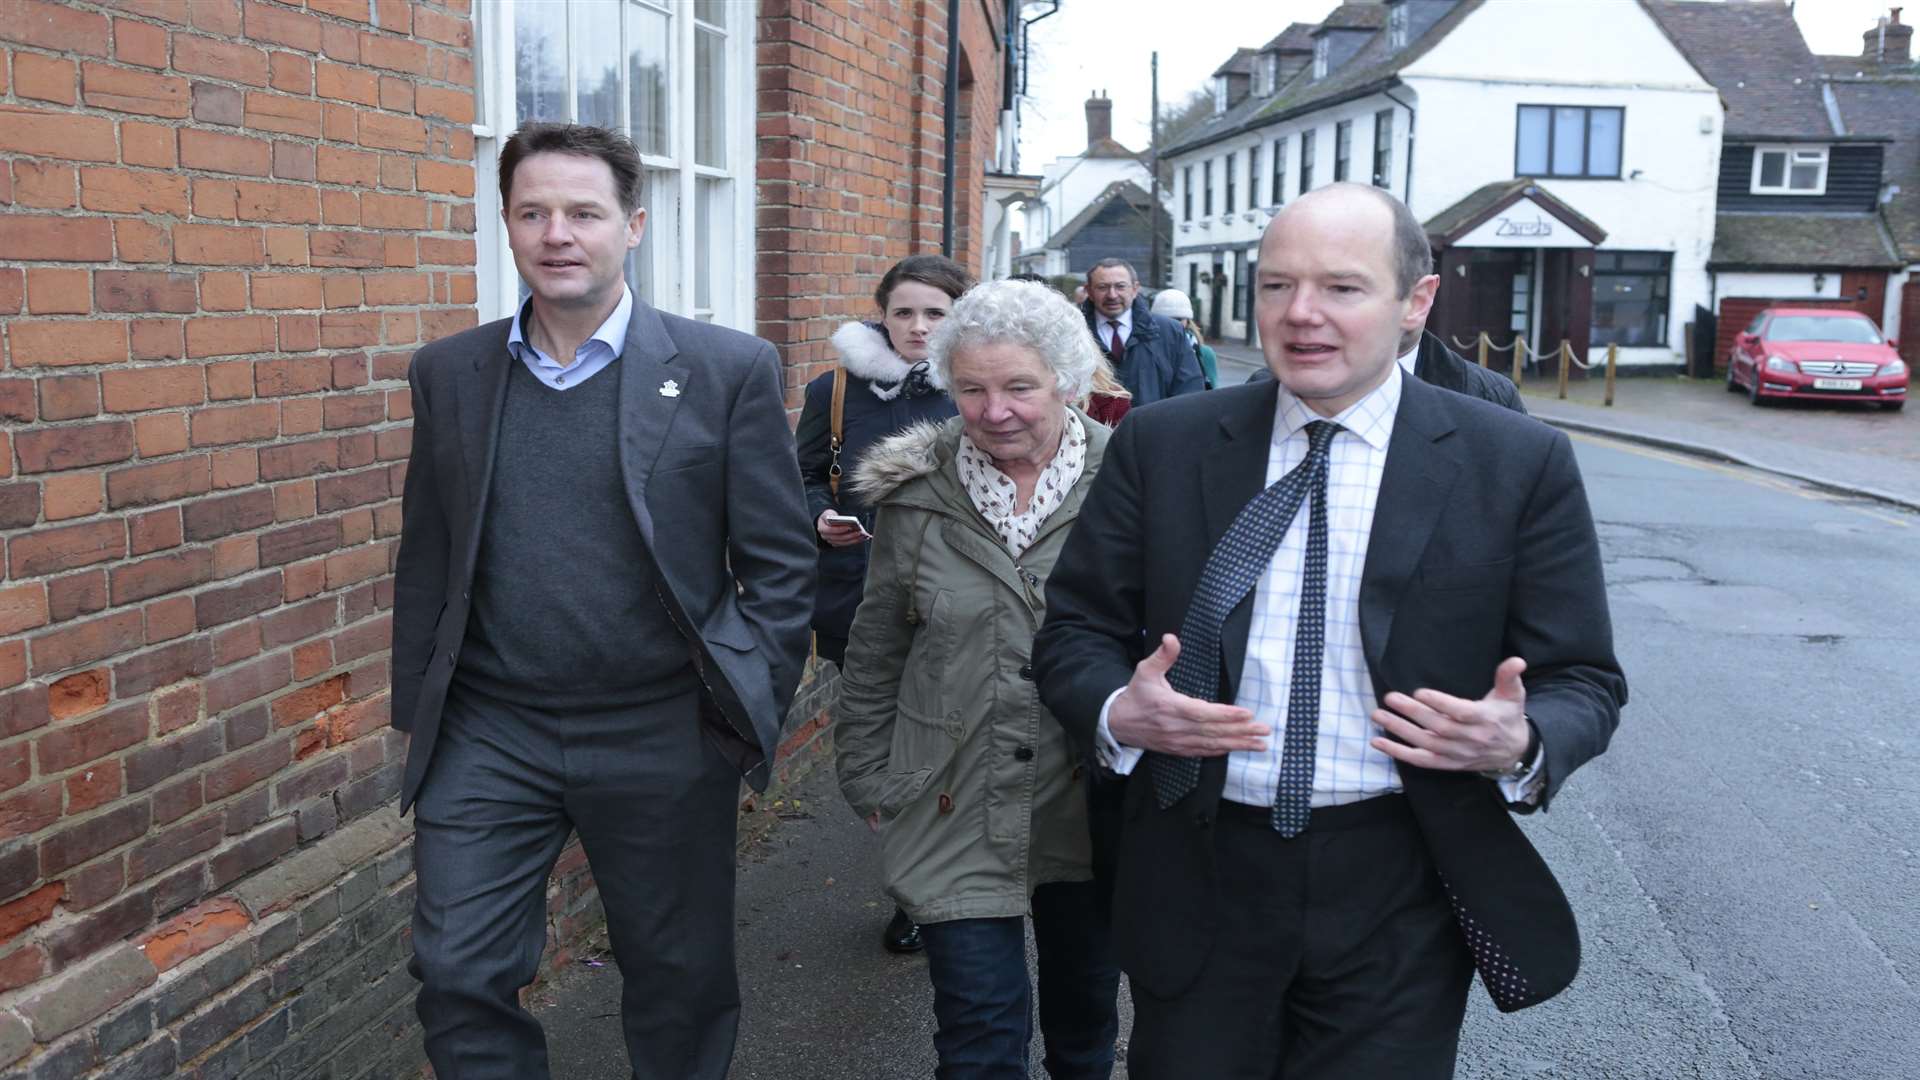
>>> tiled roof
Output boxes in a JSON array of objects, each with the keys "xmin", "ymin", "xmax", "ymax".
[
  {"xmin": 1318, "ymin": 2, "xmax": 1389, "ymax": 32},
  {"xmin": 1824, "ymin": 73, "xmax": 1920, "ymax": 261},
  {"xmin": 1212, "ymin": 48, "xmax": 1258, "ymax": 78},
  {"xmin": 1423, "ymin": 178, "xmax": 1607, "ymax": 246},
  {"xmin": 1164, "ymin": 0, "xmax": 1486, "ymax": 158},
  {"xmin": 1082, "ymin": 136, "xmax": 1138, "ymax": 160},
  {"xmin": 1262, "ymin": 23, "xmax": 1317, "ymax": 54},
  {"xmin": 1045, "ymin": 180, "xmax": 1162, "ymax": 251},
  {"xmin": 1708, "ymin": 213, "xmax": 1901, "ymax": 270},
  {"xmin": 1643, "ymin": 1, "xmax": 1833, "ymax": 136}
]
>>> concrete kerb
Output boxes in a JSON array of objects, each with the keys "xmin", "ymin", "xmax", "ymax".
[{"xmin": 1533, "ymin": 413, "xmax": 1920, "ymax": 516}]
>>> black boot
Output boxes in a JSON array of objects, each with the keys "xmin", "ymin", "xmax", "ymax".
[{"xmin": 882, "ymin": 906, "xmax": 923, "ymax": 954}]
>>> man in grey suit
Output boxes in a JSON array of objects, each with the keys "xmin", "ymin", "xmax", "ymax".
[{"xmin": 391, "ymin": 123, "xmax": 815, "ymax": 1079}]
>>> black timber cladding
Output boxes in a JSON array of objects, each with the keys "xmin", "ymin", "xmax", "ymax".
[
  {"xmin": 1063, "ymin": 196, "xmax": 1164, "ymax": 277},
  {"xmin": 1717, "ymin": 143, "xmax": 1885, "ymax": 212}
]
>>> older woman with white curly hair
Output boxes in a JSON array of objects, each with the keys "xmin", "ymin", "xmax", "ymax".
[{"xmin": 834, "ymin": 278, "xmax": 1122, "ymax": 1079}]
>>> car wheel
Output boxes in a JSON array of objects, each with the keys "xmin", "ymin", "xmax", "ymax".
[
  {"xmin": 1885, "ymin": 400, "xmax": 1905, "ymax": 412},
  {"xmin": 1747, "ymin": 372, "xmax": 1767, "ymax": 406},
  {"xmin": 1726, "ymin": 358, "xmax": 1741, "ymax": 392}
]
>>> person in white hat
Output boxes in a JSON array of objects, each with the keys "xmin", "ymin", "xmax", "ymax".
[{"xmin": 1150, "ymin": 288, "xmax": 1218, "ymax": 390}]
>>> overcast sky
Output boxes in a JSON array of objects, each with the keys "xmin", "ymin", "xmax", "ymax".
[{"xmin": 1016, "ymin": 0, "xmax": 1906, "ymax": 169}]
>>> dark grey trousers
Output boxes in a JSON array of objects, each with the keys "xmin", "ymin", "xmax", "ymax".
[{"xmin": 409, "ymin": 685, "xmax": 741, "ymax": 1080}]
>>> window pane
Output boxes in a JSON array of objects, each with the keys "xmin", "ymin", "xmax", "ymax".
[
  {"xmin": 1757, "ymin": 150, "xmax": 1786, "ymax": 188},
  {"xmin": 573, "ymin": 0, "xmax": 622, "ymax": 128},
  {"xmin": 628, "ymin": 2, "xmax": 670, "ymax": 157},
  {"xmin": 1516, "ymin": 107, "xmax": 1549, "ymax": 174},
  {"xmin": 1552, "ymin": 107, "xmax": 1585, "ymax": 175},
  {"xmin": 1586, "ymin": 109, "xmax": 1621, "ymax": 176},
  {"xmin": 515, "ymin": 2, "xmax": 567, "ymax": 121},
  {"xmin": 695, "ymin": 177, "xmax": 733, "ymax": 316},
  {"xmin": 694, "ymin": 0, "xmax": 726, "ymax": 27},
  {"xmin": 625, "ymin": 168, "xmax": 673, "ymax": 307},
  {"xmin": 1789, "ymin": 161, "xmax": 1820, "ymax": 190},
  {"xmin": 695, "ymin": 26, "xmax": 726, "ymax": 168}
]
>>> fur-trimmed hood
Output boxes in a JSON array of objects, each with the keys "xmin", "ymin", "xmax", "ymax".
[
  {"xmin": 831, "ymin": 321, "xmax": 910, "ymax": 382},
  {"xmin": 847, "ymin": 410, "xmax": 1111, "ymax": 508},
  {"xmin": 831, "ymin": 321, "xmax": 945, "ymax": 389},
  {"xmin": 847, "ymin": 419, "xmax": 953, "ymax": 505}
]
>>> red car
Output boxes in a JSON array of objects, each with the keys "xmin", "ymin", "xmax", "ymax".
[{"xmin": 1727, "ymin": 306, "xmax": 1907, "ymax": 410}]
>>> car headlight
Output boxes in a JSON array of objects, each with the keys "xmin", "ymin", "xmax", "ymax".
[
  {"xmin": 1882, "ymin": 359, "xmax": 1907, "ymax": 376},
  {"xmin": 1765, "ymin": 355, "xmax": 1798, "ymax": 373}
]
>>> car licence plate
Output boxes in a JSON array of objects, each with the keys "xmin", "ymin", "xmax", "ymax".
[{"xmin": 1812, "ymin": 378, "xmax": 1862, "ymax": 391}]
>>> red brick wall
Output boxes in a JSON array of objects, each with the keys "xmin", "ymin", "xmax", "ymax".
[
  {"xmin": 0, "ymin": 0, "xmax": 475, "ymax": 1074},
  {"xmin": 755, "ymin": 0, "xmax": 1005, "ymax": 410}
]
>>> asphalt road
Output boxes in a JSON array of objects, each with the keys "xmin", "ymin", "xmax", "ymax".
[{"xmin": 535, "ymin": 433, "xmax": 1920, "ymax": 1079}]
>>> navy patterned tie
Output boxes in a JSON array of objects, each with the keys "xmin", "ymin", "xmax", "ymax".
[{"xmin": 1148, "ymin": 419, "xmax": 1341, "ymax": 837}]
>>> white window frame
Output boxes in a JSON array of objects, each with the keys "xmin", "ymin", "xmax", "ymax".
[
  {"xmin": 1213, "ymin": 76, "xmax": 1228, "ymax": 116},
  {"xmin": 1313, "ymin": 37, "xmax": 1328, "ymax": 80},
  {"xmin": 471, "ymin": 0, "xmax": 757, "ymax": 329},
  {"xmin": 1750, "ymin": 145, "xmax": 1829, "ymax": 196},
  {"xmin": 1389, "ymin": 3, "xmax": 1409, "ymax": 49}
]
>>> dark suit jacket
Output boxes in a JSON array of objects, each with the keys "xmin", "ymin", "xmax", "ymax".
[
  {"xmin": 1032, "ymin": 373, "xmax": 1626, "ymax": 1010},
  {"xmin": 1414, "ymin": 330, "xmax": 1526, "ymax": 412},
  {"xmin": 1081, "ymin": 296, "xmax": 1207, "ymax": 405},
  {"xmin": 390, "ymin": 300, "xmax": 816, "ymax": 812}
]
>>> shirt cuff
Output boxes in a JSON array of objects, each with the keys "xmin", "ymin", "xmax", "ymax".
[
  {"xmin": 1495, "ymin": 738, "xmax": 1546, "ymax": 805},
  {"xmin": 1094, "ymin": 688, "xmax": 1145, "ymax": 776}
]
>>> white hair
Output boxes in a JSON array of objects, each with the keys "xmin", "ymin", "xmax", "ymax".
[{"xmin": 927, "ymin": 279, "xmax": 1101, "ymax": 400}]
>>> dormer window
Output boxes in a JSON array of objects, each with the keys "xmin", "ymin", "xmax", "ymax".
[
  {"xmin": 1389, "ymin": 3, "xmax": 1409, "ymax": 49},
  {"xmin": 1214, "ymin": 76, "xmax": 1229, "ymax": 116},
  {"xmin": 1750, "ymin": 145, "xmax": 1828, "ymax": 195},
  {"xmin": 1262, "ymin": 54, "xmax": 1280, "ymax": 95},
  {"xmin": 1313, "ymin": 37, "xmax": 1329, "ymax": 79}
]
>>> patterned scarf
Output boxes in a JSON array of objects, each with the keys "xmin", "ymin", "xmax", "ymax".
[{"xmin": 956, "ymin": 410, "xmax": 1087, "ymax": 558}]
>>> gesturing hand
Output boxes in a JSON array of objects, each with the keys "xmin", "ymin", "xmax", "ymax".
[
  {"xmin": 1370, "ymin": 656, "xmax": 1532, "ymax": 773},
  {"xmin": 1108, "ymin": 634, "xmax": 1269, "ymax": 757}
]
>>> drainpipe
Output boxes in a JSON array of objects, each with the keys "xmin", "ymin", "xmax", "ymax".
[
  {"xmin": 942, "ymin": 0, "xmax": 962, "ymax": 257},
  {"xmin": 1384, "ymin": 85, "xmax": 1416, "ymax": 205}
]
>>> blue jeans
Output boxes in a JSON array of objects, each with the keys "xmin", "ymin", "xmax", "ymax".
[{"xmin": 917, "ymin": 880, "xmax": 1120, "ymax": 1080}]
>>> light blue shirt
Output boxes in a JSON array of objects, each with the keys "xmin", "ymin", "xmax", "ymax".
[{"xmin": 505, "ymin": 286, "xmax": 632, "ymax": 391}]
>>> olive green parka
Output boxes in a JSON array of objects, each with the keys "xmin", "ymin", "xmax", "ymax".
[{"xmin": 833, "ymin": 412, "xmax": 1109, "ymax": 924}]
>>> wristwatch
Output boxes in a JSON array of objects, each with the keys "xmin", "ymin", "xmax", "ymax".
[{"xmin": 1483, "ymin": 716, "xmax": 1541, "ymax": 782}]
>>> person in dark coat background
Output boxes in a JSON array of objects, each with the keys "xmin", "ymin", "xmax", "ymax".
[
  {"xmin": 794, "ymin": 253, "xmax": 971, "ymax": 955},
  {"xmin": 1081, "ymin": 259, "xmax": 1206, "ymax": 406}
]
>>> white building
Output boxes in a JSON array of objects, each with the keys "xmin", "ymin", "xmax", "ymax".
[
  {"xmin": 1014, "ymin": 93, "xmax": 1164, "ymax": 279},
  {"xmin": 1161, "ymin": 0, "xmax": 1725, "ymax": 370}
]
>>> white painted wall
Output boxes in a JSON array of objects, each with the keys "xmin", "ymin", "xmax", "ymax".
[
  {"xmin": 1019, "ymin": 156, "xmax": 1151, "ymax": 255},
  {"xmin": 1409, "ymin": 0, "xmax": 1704, "ymax": 88},
  {"xmin": 1714, "ymin": 271, "xmax": 1843, "ymax": 301},
  {"xmin": 1888, "ymin": 266, "xmax": 1915, "ymax": 337},
  {"xmin": 1160, "ymin": 0, "xmax": 1723, "ymax": 363},
  {"xmin": 1166, "ymin": 93, "xmax": 1412, "ymax": 341},
  {"xmin": 1404, "ymin": 0, "xmax": 1721, "ymax": 367}
]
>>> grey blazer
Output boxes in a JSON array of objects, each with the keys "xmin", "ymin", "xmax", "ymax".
[{"xmin": 390, "ymin": 300, "xmax": 816, "ymax": 810}]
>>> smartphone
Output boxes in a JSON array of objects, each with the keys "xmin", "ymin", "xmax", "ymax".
[{"xmin": 823, "ymin": 512, "xmax": 870, "ymax": 534}]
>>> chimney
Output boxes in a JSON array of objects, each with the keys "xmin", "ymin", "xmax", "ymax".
[
  {"xmin": 1864, "ymin": 8, "xmax": 1913, "ymax": 63},
  {"xmin": 1085, "ymin": 92, "xmax": 1112, "ymax": 148}
]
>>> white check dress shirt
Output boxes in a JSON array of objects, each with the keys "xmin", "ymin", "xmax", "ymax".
[{"xmin": 1098, "ymin": 352, "xmax": 1542, "ymax": 808}]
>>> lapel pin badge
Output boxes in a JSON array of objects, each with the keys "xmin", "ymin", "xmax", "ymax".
[{"xmin": 659, "ymin": 379, "xmax": 681, "ymax": 398}]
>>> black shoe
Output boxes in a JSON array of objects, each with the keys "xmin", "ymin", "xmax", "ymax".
[{"xmin": 882, "ymin": 906, "xmax": 923, "ymax": 954}]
